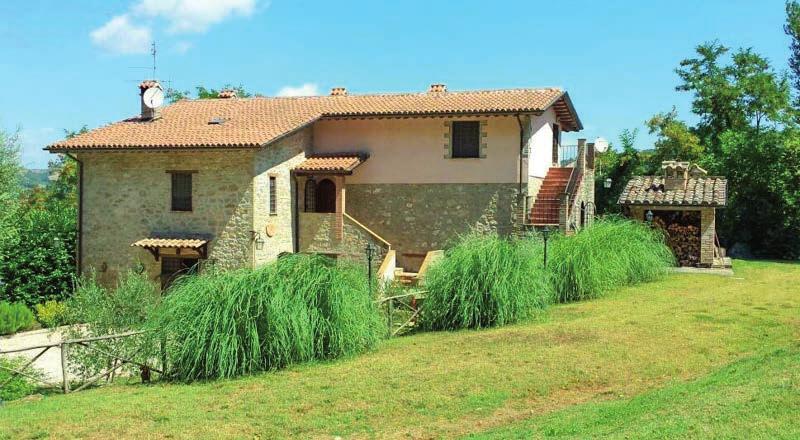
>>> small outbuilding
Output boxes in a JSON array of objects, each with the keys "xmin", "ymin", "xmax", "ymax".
[{"xmin": 618, "ymin": 161, "xmax": 729, "ymax": 268}]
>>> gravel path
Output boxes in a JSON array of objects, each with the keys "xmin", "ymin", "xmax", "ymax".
[{"xmin": 0, "ymin": 326, "xmax": 72, "ymax": 384}]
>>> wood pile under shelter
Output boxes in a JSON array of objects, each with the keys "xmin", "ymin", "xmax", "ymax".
[{"xmin": 618, "ymin": 161, "xmax": 729, "ymax": 268}]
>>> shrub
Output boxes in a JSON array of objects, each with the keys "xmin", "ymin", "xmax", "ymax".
[
  {"xmin": 65, "ymin": 271, "xmax": 161, "ymax": 379},
  {"xmin": 0, "ymin": 203, "xmax": 77, "ymax": 308},
  {"xmin": 151, "ymin": 254, "xmax": 383, "ymax": 381},
  {"xmin": 547, "ymin": 217, "xmax": 675, "ymax": 302},
  {"xmin": 419, "ymin": 233, "xmax": 551, "ymax": 330},
  {"xmin": 0, "ymin": 302, "xmax": 35, "ymax": 335},
  {"xmin": 0, "ymin": 357, "xmax": 45, "ymax": 401},
  {"xmin": 35, "ymin": 301, "xmax": 69, "ymax": 328}
]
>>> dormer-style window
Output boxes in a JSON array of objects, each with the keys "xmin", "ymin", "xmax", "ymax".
[
  {"xmin": 451, "ymin": 121, "xmax": 481, "ymax": 158},
  {"xmin": 169, "ymin": 171, "xmax": 193, "ymax": 211}
]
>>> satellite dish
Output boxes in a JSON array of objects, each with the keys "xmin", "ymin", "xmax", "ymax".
[
  {"xmin": 594, "ymin": 137, "xmax": 609, "ymax": 153},
  {"xmin": 143, "ymin": 87, "xmax": 164, "ymax": 109}
]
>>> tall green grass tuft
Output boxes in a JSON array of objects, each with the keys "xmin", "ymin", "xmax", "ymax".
[
  {"xmin": 151, "ymin": 254, "xmax": 382, "ymax": 381},
  {"xmin": 419, "ymin": 233, "xmax": 551, "ymax": 330},
  {"xmin": 547, "ymin": 217, "xmax": 675, "ymax": 302}
]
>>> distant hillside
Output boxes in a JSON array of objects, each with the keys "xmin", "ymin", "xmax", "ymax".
[{"xmin": 21, "ymin": 169, "xmax": 50, "ymax": 189}]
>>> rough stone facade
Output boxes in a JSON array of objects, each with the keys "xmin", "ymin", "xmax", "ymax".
[
  {"xmin": 252, "ymin": 127, "xmax": 312, "ymax": 265},
  {"xmin": 344, "ymin": 183, "xmax": 520, "ymax": 270},
  {"xmin": 77, "ymin": 150, "xmax": 255, "ymax": 285},
  {"xmin": 297, "ymin": 212, "xmax": 388, "ymax": 272}
]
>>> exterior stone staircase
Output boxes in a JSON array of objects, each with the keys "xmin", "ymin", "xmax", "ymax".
[{"xmin": 529, "ymin": 167, "xmax": 573, "ymax": 225}]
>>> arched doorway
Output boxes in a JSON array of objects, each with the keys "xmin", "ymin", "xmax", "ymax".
[{"xmin": 314, "ymin": 178, "xmax": 336, "ymax": 213}]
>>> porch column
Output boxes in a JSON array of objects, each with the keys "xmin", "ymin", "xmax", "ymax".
[
  {"xmin": 334, "ymin": 175, "xmax": 345, "ymax": 240},
  {"xmin": 700, "ymin": 208, "xmax": 715, "ymax": 267}
]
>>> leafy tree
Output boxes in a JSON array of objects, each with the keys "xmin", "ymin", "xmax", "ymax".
[
  {"xmin": 594, "ymin": 129, "xmax": 649, "ymax": 215},
  {"xmin": 718, "ymin": 127, "xmax": 800, "ymax": 258},
  {"xmin": 676, "ymin": 42, "xmax": 746, "ymax": 152},
  {"xmin": 165, "ymin": 84, "xmax": 255, "ymax": 103},
  {"xmin": 785, "ymin": 1, "xmax": 800, "ymax": 105},
  {"xmin": 646, "ymin": 109, "xmax": 705, "ymax": 166},
  {"xmin": 0, "ymin": 203, "xmax": 77, "ymax": 307}
]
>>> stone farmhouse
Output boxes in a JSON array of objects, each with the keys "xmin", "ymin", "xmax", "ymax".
[{"xmin": 48, "ymin": 82, "xmax": 595, "ymax": 286}]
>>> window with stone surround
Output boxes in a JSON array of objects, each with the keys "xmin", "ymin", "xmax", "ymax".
[
  {"xmin": 451, "ymin": 121, "xmax": 481, "ymax": 158},
  {"xmin": 269, "ymin": 175, "xmax": 277, "ymax": 215},
  {"xmin": 169, "ymin": 171, "xmax": 193, "ymax": 211}
]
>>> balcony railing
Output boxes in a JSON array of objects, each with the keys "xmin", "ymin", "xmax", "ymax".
[{"xmin": 558, "ymin": 145, "xmax": 578, "ymax": 167}]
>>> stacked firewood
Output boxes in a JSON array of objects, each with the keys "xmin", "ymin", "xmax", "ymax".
[
  {"xmin": 665, "ymin": 223, "xmax": 701, "ymax": 266},
  {"xmin": 652, "ymin": 216, "xmax": 701, "ymax": 266}
]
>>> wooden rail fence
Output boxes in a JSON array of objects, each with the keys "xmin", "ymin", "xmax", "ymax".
[{"xmin": 0, "ymin": 330, "xmax": 162, "ymax": 394}]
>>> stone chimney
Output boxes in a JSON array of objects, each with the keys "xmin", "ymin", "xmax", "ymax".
[
  {"xmin": 428, "ymin": 83, "xmax": 447, "ymax": 94},
  {"xmin": 330, "ymin": 87, "xmax": 348, "ymax": 96},
  {"xmin": 662, "ymin": 160, "xmax": 690, "ymax": 190},
  {"xmin": 218, "ymin": 89, "xmax": 238, "ymax": 99},
  {"xmin": 139, "ymin": 80, "xmax": 163, "ymax": 120}
]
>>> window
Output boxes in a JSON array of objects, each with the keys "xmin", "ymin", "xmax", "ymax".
[
  {"xmin": 170, "ymin": 172, "xmax": 193, "ymax": 211},
  {"xmin": 552, "ymin": 123, "xmax": 561, "ymax": 164},
  {"xmin": 269, "ymin": 176, "xmax": 277, "ymax": 215},
  {"xmin": 304, "ymin": 179, "xmax": 316, "ymax": 212},
  {"xmin": 451, "ymin": 121, "xmax": 480, "ymax": 158}
]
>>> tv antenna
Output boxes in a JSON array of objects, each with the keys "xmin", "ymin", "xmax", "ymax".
[{"xmin": 151, "ymin": 41, "xmax": 157, "ymax": 79}]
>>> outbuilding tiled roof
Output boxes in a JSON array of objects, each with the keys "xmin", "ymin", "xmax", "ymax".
[
  {"xmin": 618, "ymin": 176, "xmax": 728, "ymax": 207},
  {"xmin": 48, "ymin": 88, "xmax": 581, "ymax": 151},
  {"xmin": 293, "ymin": 154, "xmax": 366, "ymax": 174}
]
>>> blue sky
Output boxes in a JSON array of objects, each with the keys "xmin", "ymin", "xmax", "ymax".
[{"xmin": 0, "ymin": 0, "xmax": 791, "ymax": 168}]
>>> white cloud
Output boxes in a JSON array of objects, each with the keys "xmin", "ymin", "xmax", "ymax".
[
  {"xmin": 173, "ymin": 41, "xmax": 193, "ymax": 54},
  {"xmin": 90, "ymin": 14, "xmax": 152, "ymax": 54},
  {"xmin": 134, "ymin": 0, "xmax": 257, "ymax": 33},
  {"xmin": 276, "ymin": 83, "xmax": 320, "ymax": 97}
]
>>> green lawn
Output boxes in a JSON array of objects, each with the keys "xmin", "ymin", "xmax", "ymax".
[{"xmin": 1, "ymin": 260, "xmax": 798, "ymax": 439}]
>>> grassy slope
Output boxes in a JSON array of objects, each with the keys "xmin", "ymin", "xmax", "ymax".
[
  {"xmin": 1, "ymin": 260, "xmax": 798, "ymax": 439},
  {"xmin": 469, "ymin": 348, "xmax": 800, "ymax": 439}
]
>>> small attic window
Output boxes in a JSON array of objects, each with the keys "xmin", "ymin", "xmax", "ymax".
[{"xmin": 208, "ymin": 117, "xmax": 225, "ymax": 125}]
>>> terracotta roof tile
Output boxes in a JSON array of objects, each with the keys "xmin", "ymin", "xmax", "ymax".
[
  {"xmin": 293, "ymin": 154, "xmax": 366, "ymax": 174},
  {"xmin": 618, "ymin": 176, "xmax": 728, "ymax": 207},
  {"xmin": 131, "ymin": 237, "xmax": 209, "ymax": 249},
  {"xmin": 48, "ymin": 88, "xmax": 580, "ymax": 151}
]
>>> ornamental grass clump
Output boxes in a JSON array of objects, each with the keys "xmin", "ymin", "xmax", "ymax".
[
  {"xmin": 419, "ymin": 233, "xmax": 551, "ymax": 330},
  {"xmin": 151, "ymin": 254, "xmax": 382, "ymax": 381},
  {"xmin": 547, "ymin": 217, "xmax": 675, "ymax": 303}
]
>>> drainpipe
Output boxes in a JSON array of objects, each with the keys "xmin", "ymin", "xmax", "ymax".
[
  {"xmin": 515, "ymin": 114, "xmax": 525, "ymax": 195},
  {"xmin": 292, "ymin": 172, "xmax": 299, "ymax": 253},
  {"xmin": 65, "ymin": 153, "xmax": 83, "ymax": 277}
]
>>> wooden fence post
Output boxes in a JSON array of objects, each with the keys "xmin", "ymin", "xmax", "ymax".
[
  {"xmin": 60, "ymin": 342, "xmax": 70, "ymax": 394},
  {"xmin": 387, "ymin": 298, "xmax": 394, "ymax": 338}
]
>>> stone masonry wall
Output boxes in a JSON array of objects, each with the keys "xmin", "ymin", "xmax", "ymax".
[
  {"xmin": 77, "ymin": 150, "xmax": 255, "ymax": 286},
  {"xmin": 298, "ymin": 212, "xmax": 388, "ymax": 273},
  {"xmin": 700, "ymin": 208, "xmax": 715, "ymax": 267},
  {"xmin": 344, "ymin": 183, "xmax": 519, "ymax": 270},
  {"xmin": 253, "ymin": 127, "xmax": 312, "ymax": 266}
]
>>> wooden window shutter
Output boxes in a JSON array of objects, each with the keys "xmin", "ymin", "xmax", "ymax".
[{"xmin": 451, "ymin": 121, "xmax": 480, "ymax": 158}]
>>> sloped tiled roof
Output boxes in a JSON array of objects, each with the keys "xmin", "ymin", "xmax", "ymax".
[
  {"xmin": 131, "ymin": 237, "xmax": 209, "ymax": 249},
  {"xmin": 293, "ymin": 154, "xmax": 366, "ymax": 174},
  {"xmin": 618, "ymin": 176, "xmax": 728, "ymax": 207},
  {"xmin": 48, "ymin": 88, "xmax": 580, "ymax": 151}
]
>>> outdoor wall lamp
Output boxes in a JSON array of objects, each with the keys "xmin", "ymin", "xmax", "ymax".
[
  {"xmin": 365, "ymin": 243, "xmax": 378, "ymax": 292},
  {"xmin": 250, "ymin": 231, "xmax": 265, "ymax": 250},
  {"xmin": 604, "ymin": 178, "xmax": 612, "ymax": 189},
  {"xmin": 645, "ymin": 210, "xmax": 654, "ymax": 223}
]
